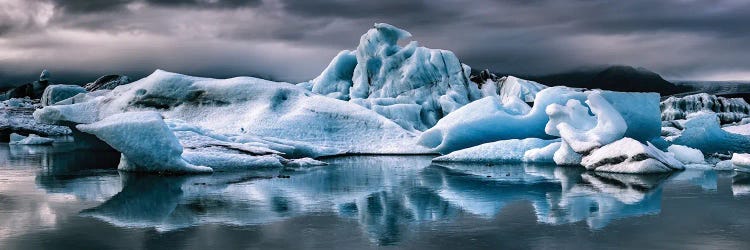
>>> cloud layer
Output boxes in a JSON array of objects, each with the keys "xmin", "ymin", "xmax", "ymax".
[{"xmin": 1, "ymin": 0, "xmax": 749, "ymax": 87}]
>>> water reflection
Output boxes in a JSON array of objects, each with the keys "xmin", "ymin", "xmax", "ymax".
[
  {"xmin": 17, "ymin": 148, "xmax": 728, "ymax": 245},
  {"xmin": 425, "ymin": 163, "xmax": 670, "ymax": 229}
]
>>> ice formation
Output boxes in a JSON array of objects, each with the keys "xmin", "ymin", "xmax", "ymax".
[
  {"xmin": 302, "ymin": 23, "xmax": 481, "ymax": 131},
  {"xmin": 9, "ymin": 133, "xmax": 54, "ymax": 145},
  {"xmin": 0, "ymin": 98, "xmax": 71, "ymax": 138},
  {"xmin": 581, "ymin": 138, "xmax": 684, "ymax": 174},
  {"xmin": 722, "ymin": 123, "xmax": 750, "ymax": 136},
  {"xmin": 35, "ymin": 70, "xmax": 429, "ymax": 155},
  {"xmin": 40, "ymin": 85, "xmax": 87, "ymax": 106},
  {"xmin": 668, "ymin": 113, "xmax": 750, "ymax": 153},
  {"xmin": 546, "ymin": 91, "xmax": 627, "ymax": 153},
  {"xmin": 432, "ymin": 138, "xmax": 559, "ymax": 163},
  {"xmin": 479, "ymin": 75, "xmax": 547, "ymax": 103},
  {"xmin": 732, "ymin": 153, "xmax": 750, "ymax": 172},
  {"xmin": 76, "ymin": 111, "xmax": 212, "ymax": 173},
  {"xmin": 419, "ymin": 87, "xmax": 661, "ymax": 154},
  {"xmin": 666, "ymin": 145, "xmax": 705, "ymax": 165},
  {"xmin": 661, "ymin": 93, "xmax": 750, "ymax": 124}
]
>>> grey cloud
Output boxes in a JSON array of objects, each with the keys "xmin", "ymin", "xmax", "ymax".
[{"xmin": 1, "ymin": 0, "xmax": 750, "ymax": 88}]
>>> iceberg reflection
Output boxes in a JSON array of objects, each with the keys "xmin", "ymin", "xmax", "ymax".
[
  {"xmin": 28, "ymin": 155, "xmax": 717, "ymax": 243},
  {"xmin": 426, "ymin": 163, "xmax": 671, "ymax": 229}
]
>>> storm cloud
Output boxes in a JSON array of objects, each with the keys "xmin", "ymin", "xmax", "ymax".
[{"xmin": 0, "ymin": 0, "xmax": 749, "ymax": 88}]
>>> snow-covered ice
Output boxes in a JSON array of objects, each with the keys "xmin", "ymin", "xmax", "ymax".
[
  {"xmin": 581, "ymin": 138, "xmax": 684, "ymax": 174},
  {"xmin": 732, "ymin": 153, "xmax": 750, "ymax": 172},
  {"xmin": 76, "ymin": 111, "xmax": 213, "ymax": 173},
  {"xmin": 432, "ymin": 138, "xmax": 559, "ymax": 163},
  {"xmin": 303, "ymin": 23, "xmax": 482, "ymax": 131},
  {"xmin": 667, "ymin": 144, "xmax": 705, "ymax": 164},
  {"xmin": 35, "ymin": 70, "xmax": 430, "ymax": 155}
]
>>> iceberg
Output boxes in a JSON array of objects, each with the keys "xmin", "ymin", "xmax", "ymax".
[
  {"xmin": 419, "ymin": 87, "xmax": 661, "ymax": 154},
  {"xmin": 581, "ymin": 138, "xmax": 684, "ymax": 174},
  {"xmin": 668, "ymin": 113, "xmax": 750, "ymax": 153},
  {"xmin": 35, "ymin": 70, "xmax": 430, "ymax": 155},
  {"xmin": 303, "ymin": 23, "xmax": 482, "ymax": 131},
  {"xmin": 661, "ymin": 93, "xmax": 750, "ymax": 124},
  {"xmin": 432, "ymin": 138, "xmax": 559, "ymax": 163},
  {"xmin": 76, "ymin": 111, "xmax": 213, "ymax": 173},
  {"xmin": 40, "ymin": 85, "xmax": 87, "ymax": 107}
]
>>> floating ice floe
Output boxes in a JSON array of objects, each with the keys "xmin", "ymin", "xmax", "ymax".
[{"xmin": 9, "ymin": 133, "xmax": 54, "ymax": 145}]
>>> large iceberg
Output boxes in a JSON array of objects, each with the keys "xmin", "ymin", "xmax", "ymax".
[
  {"xmin": 35, "ymin": 70, "xmax": 430, "ymax": 155},
  {"xmin": 661, "ymin": 93, "xmax": 750, "ymax": 124},
  {"xmin": 302, "ymin": 23, "xmax": 482, "ymax": 131},
  {"xmin": 419, "ymin": 87, "xmax": 661, "ymax": 154}
]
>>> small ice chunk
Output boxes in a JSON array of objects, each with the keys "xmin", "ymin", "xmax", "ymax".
[
  {"xmin": 667, "ymin": 145, "xmax": 706, "ymax": 164},
  {"xmin": 713, "ymin": 160, "xmax": 736, "ymax": 171},
  {"xmin": 553, "ymin": 140, "xmax": 582, "ymax": 165},
  {"xmin": 9, "ymin": 133, "xmax": 54, "ymax": 145},
  {"xmin": 731, "ymin": 153, "xmax": 750, "ymax": 171},
  {"xmin": 582, "ymin": 138, "xmax": 684, "ymax": 174},
  {"xmin": 285, "ymin": 157, "xmax": 329, "ymax": 168},
  {"xmin": 523, "ymin": 141, "xmax": 561, "ymax": 163}
]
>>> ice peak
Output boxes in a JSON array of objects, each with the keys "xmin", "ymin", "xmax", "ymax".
[{"xmin": 373, "ymin": 23, "xmax": 412, "ymax": 41}]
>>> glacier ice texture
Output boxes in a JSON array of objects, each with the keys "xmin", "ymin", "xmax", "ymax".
[
  {"xmin": 40, "ymin": 84, "xmax": 87, "ymax": 107},
  {"xmin": 419, "ymin": 87, "xmax": 661, "ymax": 154},
  {"xmin": 667, "ymin": 113, "xmax": 750, "ymax": 153},
  {"xmin": 76, "ymin": 111, "xmax": 213, "ymax": 173},
  {"xmin": 302, "ymin": 23, "xmax": 482, "ymax": 131},
  {"xmin": 661, "ymin": 93, "xmax": 750, "ymax": 124},
  {"xmin": 9, "ymin": 133, "xmax": 54, "ymax": 145}
]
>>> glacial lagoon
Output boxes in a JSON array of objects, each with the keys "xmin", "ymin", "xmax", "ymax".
[{"xmin": 2, "ymin": 143, "xmax": 750, "ymax": 249}]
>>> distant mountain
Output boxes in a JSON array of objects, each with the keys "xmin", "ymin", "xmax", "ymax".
[
  {"xmin": 528, "ymin": 65, "xmax": 687, "ymax": 95},
  {"xmin": 513, "ymin": 65, "xmax": 688, "ymax": 95}
]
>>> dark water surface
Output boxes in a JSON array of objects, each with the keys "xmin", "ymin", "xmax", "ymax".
[{"xmin": 2, "ymin": 143, "xmax": 750, "ymax": 249}]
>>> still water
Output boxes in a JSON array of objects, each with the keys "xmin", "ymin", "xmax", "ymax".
[{"xmin": 2, "ymin": 143, "xmax": 750, "ymax": 249}]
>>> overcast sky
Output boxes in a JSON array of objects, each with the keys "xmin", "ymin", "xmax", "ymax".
[{"xmin": 1, "ymin": 0, "xmax": 749, "ymax": 87}]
